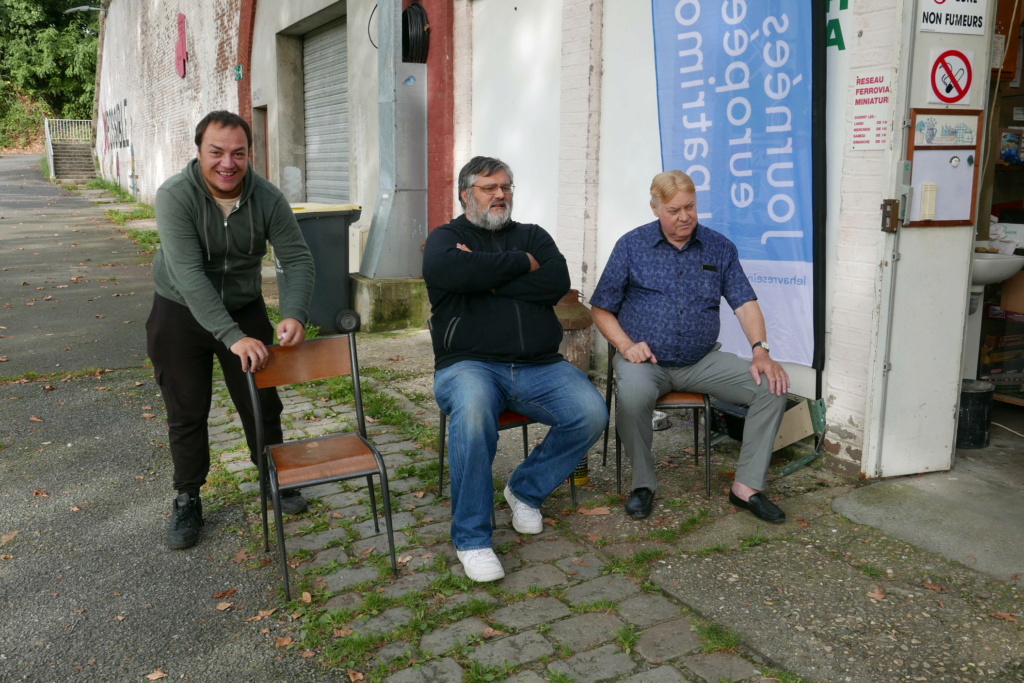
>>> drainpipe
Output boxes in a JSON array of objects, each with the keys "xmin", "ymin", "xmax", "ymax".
[{"xmin": 360, "ymin": 0, "xmax": 428, "ymax": 279}]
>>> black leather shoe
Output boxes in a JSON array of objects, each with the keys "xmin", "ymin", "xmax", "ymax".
[
  {"xmin": 729, "ymin": 491, "xmax": 786, "ymax": 524},
  {"xmin": 625, "ymin": 487, "xmax": 654, "ymax": 519}
]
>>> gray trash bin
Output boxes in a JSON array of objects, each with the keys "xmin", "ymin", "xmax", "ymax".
[
  {"xmin": 276, "ymin": 203, "xmax": 362, "ymax": 334},
  {"xmin": 956, "ymin": 379, "xmax": 994, "ymax": 449}
]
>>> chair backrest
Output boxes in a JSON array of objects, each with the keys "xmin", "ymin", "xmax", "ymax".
[{"xmin": 252, "ymin": 334, "xmax": 355, "ymax": 390}]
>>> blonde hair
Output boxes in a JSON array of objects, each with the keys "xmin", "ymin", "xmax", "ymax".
[{"xmin": 650, "ymin": 170, "xmax": 695, "ymax": 205}]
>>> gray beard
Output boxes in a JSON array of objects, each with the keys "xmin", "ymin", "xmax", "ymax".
[{"xmin": 467, "ymin": 202, "xmax": 512, "ymax": 231}]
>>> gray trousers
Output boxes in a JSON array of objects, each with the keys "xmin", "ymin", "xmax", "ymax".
[{"xmin": 613, "ymin": 349, "xmax": 786, "ymax": 492}]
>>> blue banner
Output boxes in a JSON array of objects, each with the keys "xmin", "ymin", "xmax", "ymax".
[{"xmin": 653, "ymin": 0, "xmax": 815, "ymax": 365}]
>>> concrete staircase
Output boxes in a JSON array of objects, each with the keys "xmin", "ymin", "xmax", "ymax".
[{"xmin": 51, "ymin": 141, "xmax": 96, "ymax": 184}]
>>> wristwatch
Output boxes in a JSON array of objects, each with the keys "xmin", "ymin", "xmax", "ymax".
[{"xmin": 752, "ymin": 341, "xmax": 770, "ymax": 353}]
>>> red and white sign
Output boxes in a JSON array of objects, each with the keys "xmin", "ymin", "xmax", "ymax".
[
  {"xmin": 929, "ymin": 49, "xmax": 973, "ymax": 105},
  {"xmin": 850, "ymin": 70, "xmax": 893, "ymax": 151}
]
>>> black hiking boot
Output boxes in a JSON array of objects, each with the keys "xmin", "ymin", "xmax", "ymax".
[
  {"xmin": 278, "ymin": 489, "xmax": 308, "ymax": 515},
  {"xmin": 166, "ymin": 492, "xmax": 204, "ymax": 549}
]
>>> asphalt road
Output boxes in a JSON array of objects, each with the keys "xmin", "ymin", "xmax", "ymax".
[{"xmin": 0, "ymin": 155, "xmax": 331, "ymax": 681}]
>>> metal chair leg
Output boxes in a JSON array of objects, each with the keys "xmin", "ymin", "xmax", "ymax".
[
  {"xmin": 367, "ymin": 475, "xmax": 380, "ymax": 534},
  {"xmin": 270, "ymin": 481, "xmax": 291, "ymax": 600},
  {"xmin": 615, "ymin": 429, "xmax": 623, "ymax": 494},
  {"xmin": 377, "ymin": 470, "xmax": 399, "ymax": 575}
]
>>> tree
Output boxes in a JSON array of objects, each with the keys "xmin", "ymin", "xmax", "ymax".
[{"xmin": 0, "ymin": 0, "xmax": 99, "ymax": 119}]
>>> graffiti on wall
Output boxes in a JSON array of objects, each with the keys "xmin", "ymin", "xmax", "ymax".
[{"xmin": 103, "ymin": 99, "xmax": 130, "ymax": 151}]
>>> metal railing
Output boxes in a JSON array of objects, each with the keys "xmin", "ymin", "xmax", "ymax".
[{"xmin": 44, "ymin": 118, "xmax": 93, "ymax": 181}]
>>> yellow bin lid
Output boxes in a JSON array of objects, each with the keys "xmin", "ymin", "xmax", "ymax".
[{"xmin": 290, "ymin": 202, "xmax": 361, "ymax": 213}]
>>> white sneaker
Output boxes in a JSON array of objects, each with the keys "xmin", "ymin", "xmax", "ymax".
[
  {"xmin": 456, "ymin": 548, "xmax": 505, "ymax": 582},
  {"xmin": 504, "ymin": 485, "xmax": 543, "ymax": 534}
]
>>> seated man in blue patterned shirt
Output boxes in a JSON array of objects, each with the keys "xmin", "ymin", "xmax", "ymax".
[{"xmin": 590, "ymin": 170, "xmax": 790, "ymax": 523}]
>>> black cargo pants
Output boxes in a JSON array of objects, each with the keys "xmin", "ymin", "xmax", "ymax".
[{"xmin": 146, "ymin": 293, "xmax": 283, "ymax": 496}]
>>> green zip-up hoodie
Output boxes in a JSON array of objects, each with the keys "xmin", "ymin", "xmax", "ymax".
[{"xmin": 152, "ymin": 159, "xmax": 314, "ymax": 347}]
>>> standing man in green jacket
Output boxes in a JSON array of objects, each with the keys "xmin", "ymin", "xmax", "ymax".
[{"xmin": 147, "ymin": 111, "xmax": 315, "ymax": 549}]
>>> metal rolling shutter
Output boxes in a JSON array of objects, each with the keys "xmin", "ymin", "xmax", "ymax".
[{"xmin": 303, "ymin": 20, "xmax": 349, "ymax": 202}]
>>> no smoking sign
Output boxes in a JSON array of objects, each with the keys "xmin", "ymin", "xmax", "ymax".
[{"xmin": 929, "ymin": 49, "xmax": 973, "ymax": 105}]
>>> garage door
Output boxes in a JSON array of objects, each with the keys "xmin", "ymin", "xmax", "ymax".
[{"xmin": 303, "ymin": 19, "xmax": 349, "ymax": 202}]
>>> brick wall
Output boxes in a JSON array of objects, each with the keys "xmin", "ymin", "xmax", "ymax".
[
  {"xmin": 236, "ymin": 0, "xmax": 257, "ymax": 125},
  {"xmin": 558, "ymin": 0, "xmax": 604, "ymax": 296},
  {"xmin": 95, "ymin": 0, "xmax": 241, "ymax": 203},
  {"xmin": 822, "ymin": 1, "xmax": 898, "ymax": 468},
  {"xmin": 422, "ymin": 0, "xmax": 456, "ymax": 230}
]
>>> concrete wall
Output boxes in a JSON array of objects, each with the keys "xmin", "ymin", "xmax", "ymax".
[
  {"xmin": 249, "ymin": 0, "xmax": 380, "ymax": 222},
  {"xmin": 96, "ymin": 0, "xmax": 241, "ymax": 203}
]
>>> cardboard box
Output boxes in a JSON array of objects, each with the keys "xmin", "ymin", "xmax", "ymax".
[{"xmin": 1001, "ymin": 271, "xmax": 1024, "ymax": 314}]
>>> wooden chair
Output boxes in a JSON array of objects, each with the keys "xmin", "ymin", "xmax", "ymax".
[
  {"xmin": 602, "ymin": 343, "xmax": 712, "ymax": 496},
  {"xmin": 438, "ymin": 409, "xmax": 578, "ymax": 507},
  {"xmin": 246, "ymin": 334, "xmax": 398, "ymax": 599}
]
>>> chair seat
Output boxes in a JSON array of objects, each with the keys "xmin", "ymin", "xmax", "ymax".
[
  {"xmin": 271, "ymin": 434, "xmax": 379, "ymax": 488},
  {"xmin": 498, "ymin": 410, "xmax": 531, "ymax": 427},
  {"xmin": 657, "ymin": 392, "xmax": 706, "ymax": 408}
]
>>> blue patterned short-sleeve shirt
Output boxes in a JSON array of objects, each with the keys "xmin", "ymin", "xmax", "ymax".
[{"xmin": 590, "ymin": 220, "xmax": 756, "ymax": 366}]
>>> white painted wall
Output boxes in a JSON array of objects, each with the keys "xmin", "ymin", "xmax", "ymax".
[
  {"xmin": 471, "ymin": 0, "xmax": 562, "ymax": 237},
  {"xmin": 96, "ymin": 0, "xmax": 241, "ymax": 203}
]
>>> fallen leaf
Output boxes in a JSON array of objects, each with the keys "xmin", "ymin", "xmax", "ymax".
[
  {"xmin": 276, "ymin": 636, "xmax": 294, "ymax": 647},
  {"xmin": 866, "ymin": 588, "xmax": 886, "ymax": 601},
  {"xmin": 116, "ymin": 615, "xmax": 126, "ymax": 621},
  {"xmin": 578, "ymin": 506, "xmax": 611, "ymax": 516},
  {"xmin": 543, "ymin": 517, "xmax": 556, "ymax": 526},
  {"xmin": 586, "ymin": 534, "xmax": 601, "ymax": 542},
  {"xmin": 69, "ymin": 506, "xmax": 81, "ymax": 512},
  {"xmin": 333, "ymin": 628, "xmax": 354, "ymax": 637},
  {"xmin": 421, "ymin": 552, "xmax": 435, "ymax": 559},
  {"xmin": 413, "ymin": 490, "xmax": 425, "ymax": 498},
  {"xmin": 29, "ymin": 416, "xmax": 43, "ymax": 422},
  {"xmin": 332, "ymin": 512, "xmax": 344, "ymax": 519},
  {"xmin": 231, "ymin": 550, "xmax": 250, "ymax": 564},
  {"xmin": 0, "ymin": 555, "xmax": 13, "ymax": 560},
  {"xmin": 360, "ymin": 546, "xmax": 376, "ymax": 556},
  {"xmin": 141, "ymin": 413, "xmax": 156, "ymax": 419},
  {"xmin": 365, "ymin": 416, "xmax": 378, "ymax": 423},
  {"xmin": 387, "ymin": 355, "xmax": 403, "ymax": 361},
  {"xmin": 992, "ymin": 612, "xmax": 1020, "ymax": 622},
  {"xmin": 347, "ymin": 670, "xmax": 364, "ymax": 682},
  {"xmin": 922, "ymin": 583, "xmax": 944, "ymax": 593},
  {"xmin": 216, "ymin": 602, "xmax": 232, "ymax": 611},
  {"xmin": 301, "ymin": 592, "xmax": 312, "ymax": 604},
  {"xmin": 0, "ymin": 357, "xmax": 7, "ymax": 362},
  {"xmin": 33, "ymin": 490, "xmax": 50, "ymax": 498},
  {"xmin": 481, "ymin": 627, "xmax": 505, "ymax": 638},
  {"xmin": 43, "ymin": 385, "xmax": 55, "ymax": 391},
  {"xmin": 213, "ymin": 588, "xmax": 237, "ymax": 599},
  {"xmin": 145, "ymin": 669, "xmax": 168, "ymax": 680},
  {"xmin": 300, "ymin": 650, "xmax": 315, "ymax": 659},
  {"xmin": 95, "ymin": 315, "xmax": 105, "ymax": 319},
  {"xmin": 798, "ymin": 518, "xmax": 810, "ymax": 527}
]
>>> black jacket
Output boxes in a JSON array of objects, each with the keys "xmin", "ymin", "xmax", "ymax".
[{"xmin": 422, "ymin": 214, "xmax": 570, "ymax": 370}]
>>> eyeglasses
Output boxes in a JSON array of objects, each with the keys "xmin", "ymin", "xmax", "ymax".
[{"xmin": 472, "ymin": 183, "xmax": 515, "ymax": 195}]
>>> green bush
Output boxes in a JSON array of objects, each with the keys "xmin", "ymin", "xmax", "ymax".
[{"xmin": 0, "ymin": 84, "xmax": 49, "ymax": 149}]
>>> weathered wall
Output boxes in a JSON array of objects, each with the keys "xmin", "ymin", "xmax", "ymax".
[{"xmin": 96, "ymin": 0, "xmax": 241, "ymax": 203}]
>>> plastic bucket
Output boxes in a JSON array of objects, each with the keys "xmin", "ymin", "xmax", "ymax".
[{"xmin": 956, "ymin": 380, "xmax": 995, "ymax": 449}]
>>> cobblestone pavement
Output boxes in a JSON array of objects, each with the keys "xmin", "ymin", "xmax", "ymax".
[{"xmin": 199, "ymin": 331, "xmax": 1023, "ymax": 683}]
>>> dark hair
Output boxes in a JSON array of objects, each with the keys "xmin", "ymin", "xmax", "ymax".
[
  {"xmin": 457, "ymin": 156, "xmax": 514, "ymax": 208},
  {"xmin": 194, "ymin": 111, "xmax": 252, "ymax": 148}
]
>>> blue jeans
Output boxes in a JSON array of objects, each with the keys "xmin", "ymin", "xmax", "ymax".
[{"xmin": 434, "ymin": 360, "xmax": 608, "ymax": 550}]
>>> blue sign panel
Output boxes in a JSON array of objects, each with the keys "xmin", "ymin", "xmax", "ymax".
[{"xmin": 653, "ymin": 0, "xmax": 815, "ymax": 365}]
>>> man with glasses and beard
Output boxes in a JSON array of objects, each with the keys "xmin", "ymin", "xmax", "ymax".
[{"xmin": 422, "ymin": 156, "xmax": 607, "ymax": 582}]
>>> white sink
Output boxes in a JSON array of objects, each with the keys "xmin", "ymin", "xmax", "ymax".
[{"xmin": 971, "ymin": 253, "xmax": 1024, "ymax": 286}]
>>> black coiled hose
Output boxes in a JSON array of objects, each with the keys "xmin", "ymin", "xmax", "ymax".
[{"xmin": 402, "ymin": 2, "xmax": 429, "ymax": 63}]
